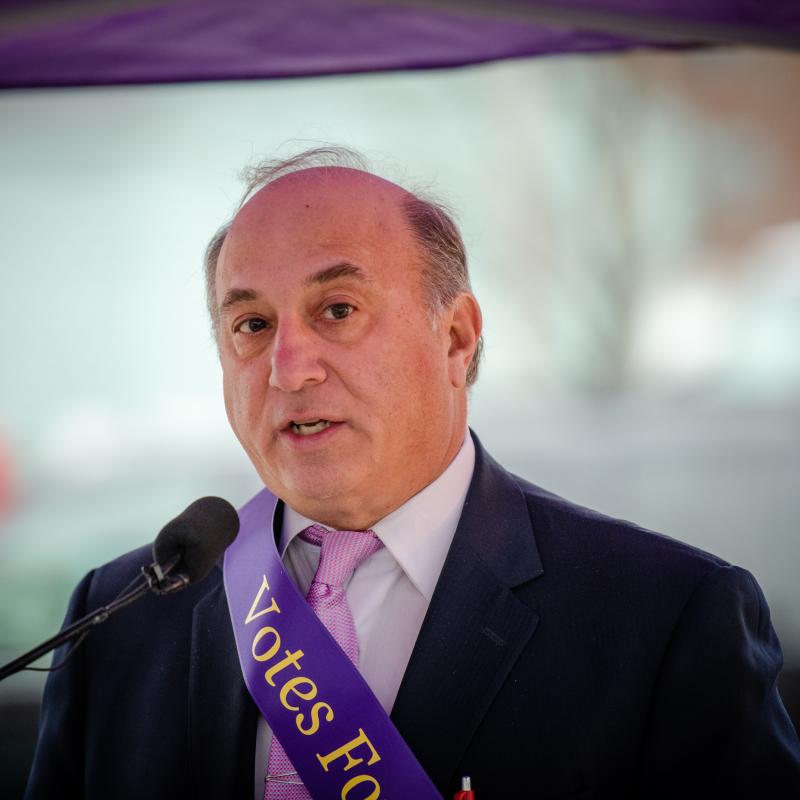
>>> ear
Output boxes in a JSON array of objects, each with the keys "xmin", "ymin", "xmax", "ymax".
[{"xmin": 447, "ymin": 293, "xmax": 483, "ymax": 389}]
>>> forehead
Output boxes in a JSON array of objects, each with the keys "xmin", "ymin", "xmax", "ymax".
[{"xmin": 218, "ymin": 167, "xmax": 417, "ymax": 288}]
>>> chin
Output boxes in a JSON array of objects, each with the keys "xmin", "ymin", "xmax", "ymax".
[{"xmin": 279, "ymin": 468, "xmax": 360, "ymax": 510}]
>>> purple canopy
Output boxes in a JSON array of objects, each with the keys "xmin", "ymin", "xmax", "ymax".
[{"xmin": 1, "ymin": 0, "xmax": 799, "ymax": 89}]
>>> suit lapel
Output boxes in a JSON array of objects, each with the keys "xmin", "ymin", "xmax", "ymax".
[
  {"xmin": 188, "ymin": 574, "xmax": 258, "ymax": 800},
  {"xmin": 392, "ymin": 433, "xmax": 544, "ymax": 789}
]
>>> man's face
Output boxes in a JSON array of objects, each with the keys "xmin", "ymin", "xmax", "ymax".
[{"xmin": 215, "ymin": 168, "xmax": 472, "ymax": 529}]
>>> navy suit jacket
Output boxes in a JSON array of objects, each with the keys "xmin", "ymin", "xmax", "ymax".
[{"xmin": 25, "ymin": 433, "xmax": 800, "ymax": 799}]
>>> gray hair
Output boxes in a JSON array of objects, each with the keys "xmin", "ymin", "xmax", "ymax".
[{"xmin": 204, "ymin": 146, "xmax": 483, "ymax": 385}]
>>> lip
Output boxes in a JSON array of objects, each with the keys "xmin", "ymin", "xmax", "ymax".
[
  {"xmin": 278, "ymin": 419, "xmax": 347, "ymax": 449},
  {"xmin": 278, "ymin": 411, "xmax": 342, "ymax": 430}
]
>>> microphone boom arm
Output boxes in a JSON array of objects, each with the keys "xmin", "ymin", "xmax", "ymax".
[{"xmin": 0, "ymin": 556, "xmax": 184, "ymax": 682}]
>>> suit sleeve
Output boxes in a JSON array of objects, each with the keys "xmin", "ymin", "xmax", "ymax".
[
  {"xmin": 24, "ymin": 569, "xmax": 96, "ymax": 799},
  {"xmin": 636, "ymin": 564, "xmax": 800, "ymax": 797}
]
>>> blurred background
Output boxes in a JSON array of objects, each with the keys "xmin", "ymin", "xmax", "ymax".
[{"xmin": 1, "ymin": 36, "xmax": 799, "ymax": 795}]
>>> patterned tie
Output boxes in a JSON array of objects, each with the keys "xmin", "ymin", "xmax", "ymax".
[{"xmin": 264, "ymin": 525, "xmax": 384, "ymax": 799}]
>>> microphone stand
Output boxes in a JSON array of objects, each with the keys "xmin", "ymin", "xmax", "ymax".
[{"xmin": 0, "ymin": 557, "xmax": 187, "ymax": 682}]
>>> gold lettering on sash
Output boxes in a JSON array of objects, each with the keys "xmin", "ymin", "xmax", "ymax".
[
  {"xmin": 265, "ymin": 649, "xmax": 305, "ymax": 686},
  {"xmin": 341, "ymin": 774, "xmax": 381, "ymax": 800},
  {"xmin": 245, "ymin": 575, "xmax": 281, "ymax": 624},
  {"xmin": 251, "ymin": 627, "xmax": 281, "ymax": 662},
  {"xmin": 240, "ymin": 566, "xmax": 385, "ymax": 790},
  {"xmin": 316, "ymin": 728, "xmax": 381, "ymax": 772},
  {"xmin": 279, "ymin": 676, "xmax": 317, "ymax": 711},
  {"xmin": 297, "ymin": 701, "xmax": 334, "ymax": 736}
]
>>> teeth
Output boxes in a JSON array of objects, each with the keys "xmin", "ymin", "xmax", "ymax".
[{"xmin": 291, "ymin": 420, "xmax": 331, "ymax": 435}]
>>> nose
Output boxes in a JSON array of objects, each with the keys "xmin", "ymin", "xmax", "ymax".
[{"xmin": 268, "ymin": 318, "xmax": 327, "ymax": 392}]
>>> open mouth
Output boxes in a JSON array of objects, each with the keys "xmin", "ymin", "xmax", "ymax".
[{"xmin": 289, "ymin": 419, "xmax": 332, "ymax": 436}]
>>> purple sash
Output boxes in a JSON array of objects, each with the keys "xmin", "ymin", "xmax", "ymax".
[{"xmin": 223, "ymin": 488, "xmax": 442, "ymax": 800}]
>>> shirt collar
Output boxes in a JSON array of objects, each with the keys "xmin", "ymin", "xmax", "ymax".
[{"xmin": 280, "ymin": 430, "xmax": 475, "ymax": 601}]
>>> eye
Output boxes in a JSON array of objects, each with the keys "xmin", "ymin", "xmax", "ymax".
[
  {"xmin": 235, "ymin": 317, "xmax": 268, "ymax": 334},
  {"xmin": 323, "ymin": 303, "xmax": 354, "ymax": 321}
]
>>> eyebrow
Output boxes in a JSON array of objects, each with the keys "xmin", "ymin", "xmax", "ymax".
[
  {"xmin": 220, "ymin": 287, "xmax": 258, "ymax": 312},
  {"xmin": 302, "ymin": 262, "xmax": 371, "ymax": 287},
  {"xmin": 219, "ymin": 261, "xmax": 371, "ymax": 311},
  {"xmin": 220, "ymin": 262, "xmax": 370, "ymax": 313}
]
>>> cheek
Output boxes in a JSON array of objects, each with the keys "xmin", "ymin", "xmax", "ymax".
[
  {"xmin": 222, "ymin": 363, "xmax": 261, "ymax": 434},
  {"xmin": 368, "ymin": 332, "xmax": 448, "ymax": 416},
  {"xmin": 366, "ymin": 336, "xmax": 424, "ymax": 392},
  {"xmin": 222, "ymin": 371, "xmax": 242, "ymax": 435}
]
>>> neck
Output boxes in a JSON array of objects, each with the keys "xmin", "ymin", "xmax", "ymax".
[{"xmin": 305, "ymin": 427, "xmax": 468, "ymax": 530}]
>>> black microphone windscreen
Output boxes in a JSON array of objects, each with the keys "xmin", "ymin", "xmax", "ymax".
[{"xmin": 153, "ymin": 497, "xmax": 240, "ymax": 584}]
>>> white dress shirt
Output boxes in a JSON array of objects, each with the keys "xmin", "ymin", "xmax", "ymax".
[{"xmin": 253, "ymin": 431, "xmax": 475, "ymax": 797}]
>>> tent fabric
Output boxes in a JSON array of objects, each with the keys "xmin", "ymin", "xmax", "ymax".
[{"xmin": 0, "ymin": 0, "xmax": 799, "ymax": 89}]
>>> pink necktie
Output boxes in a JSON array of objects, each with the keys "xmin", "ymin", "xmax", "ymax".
[{"xmin": 264, "ymin": 525, "xmax": 383, "ymax": 800}]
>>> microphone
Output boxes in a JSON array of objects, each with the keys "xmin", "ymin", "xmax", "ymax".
[
  {"xmin": 149, "ymin": 496, "xmax": 240, "ymax": 590},
  {"xmin": 0, "ymin": 497, "xmax": 240, "ymax": 682}
]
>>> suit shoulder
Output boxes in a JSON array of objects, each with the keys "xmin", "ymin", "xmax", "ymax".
[
  {"xmin": 68, "ymin": 543, "xmax": 225, "ymax": 636},
  {"xmin": 508, "ymin": 470, "xmax": 728, "ymax": 585},
  {"xmin": 78, "ymin": 543, "xmax": 154, "ymax": 605},
  {"xmin": 82, "ymin": 543, "xmax": 223, "ymax": 606}
]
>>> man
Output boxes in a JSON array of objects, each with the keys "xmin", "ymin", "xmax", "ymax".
[{"xmin": 26, "ymin": 147, "xmax": 800, "ymax": 799}]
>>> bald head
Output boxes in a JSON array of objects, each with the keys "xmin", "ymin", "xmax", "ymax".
[
  {"xmin": 216, "ymin": 167, "xmax": 426, "ymax": 346},
  {"xmin": 204, "ymin": 146, "xmax": 482, "ymax": 385},
  {"xmin": 222, "ymin": 167, "xmax": 416, "ymax": 287}
]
